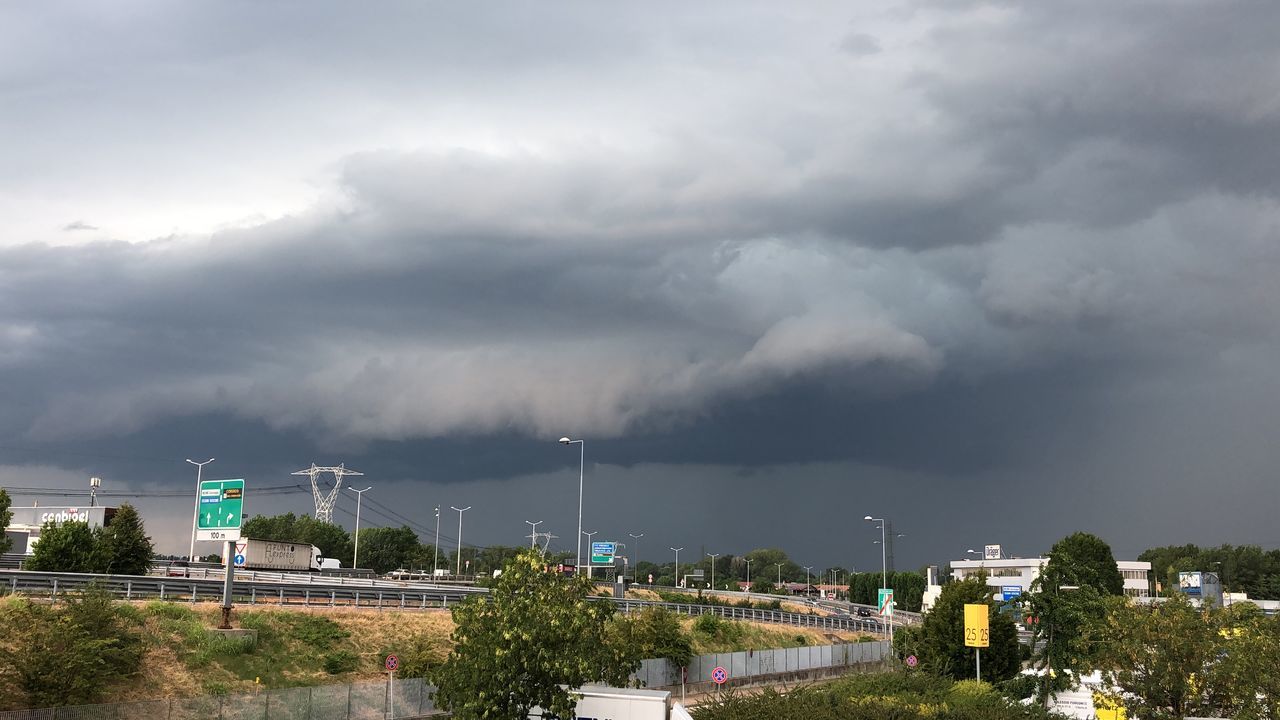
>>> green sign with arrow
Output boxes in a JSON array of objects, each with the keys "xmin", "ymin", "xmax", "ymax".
[{"xmin": 196, "ymin": 478, "xmax": 244, "ymax": 542}]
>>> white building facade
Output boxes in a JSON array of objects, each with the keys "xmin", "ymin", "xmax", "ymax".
[{"xmin": 951, "ymin": 557, "xmax": 1151, "ymax": 597}]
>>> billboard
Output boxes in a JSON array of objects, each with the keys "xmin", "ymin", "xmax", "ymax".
[
  {"xmin": 1178, "ymin": 571, "xmax": 1202, "ymax": 596},
  {"xmin": 6, "ymin": 506, "xmax": 111, "ymax": 529}
]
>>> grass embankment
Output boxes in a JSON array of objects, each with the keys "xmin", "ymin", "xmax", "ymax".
[
  {"xmin": 1, "ymin": 597, "xmax": 873, "ymax": 709},
  {"xmin": 111, "ymin": 602, "xmax": 453, "ymax": 702},
  {"xmin": 691, "ymin": 672, "xmax": 1061, "ymax": 720}
]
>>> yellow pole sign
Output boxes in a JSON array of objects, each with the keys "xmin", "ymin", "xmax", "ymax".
[{"xmin": 964, "ymin": 604, "xmax": 989, "ymax": 648}]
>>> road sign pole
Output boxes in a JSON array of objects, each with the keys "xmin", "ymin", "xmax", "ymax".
[
  {"xmin": 219, "ymin": 539, "xmax": 234, "ymax": 629},
  {"xmin": 976, "ymin": 647, "xmax": 981, "ymax": 682}
]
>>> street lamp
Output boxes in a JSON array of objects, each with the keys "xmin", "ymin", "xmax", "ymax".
[
  {"xmin": 776, "ymin": 562, "xmax": 784, "ymax": 588},
  {"xmin": 452, "ymin": 506, "xmax": 471, "ymax": 576},
  {"xmin": 526, "ymin": 520, "xmax": 543, "ymax": 549},
  {"xmin": 804, "ymin": 566, "xmax": 812, "ymax": 594},
  {"xmin": 865, "ymin": 515, "xmax": 890, "ymax": 642},
  {"xmin": 348, "ymin": 486, "xmax": 373, "ymax": 569},
  {"xmin": 745, "ymin": 558, "xmax": 753, "ymax": 589},
  {"xmin": 89, "ymin": 476, "xmax": 101, "ymax": 507},
  {"xmin": 629, "ymin": 533, "xmax": 644, "ymax": 581},
  {"xmin": 583, "ymin": 530, "xmax": 598, "ymax": 579},
  {"xmin": 186, "ymin": 458, "xmax": 215, "ymax": 561},
  {"xmin": 559, "ymin": 437, "xmax": 586, "ymax": 575},
  {"xmin": 433, "ymin": 507, "xmax": 441, "ymax": 574},
  {"xmin": 671, "ymin": 547, "xmax": 683, "ymax": 588},
  {"xmin": 707, "ymin": 553, "xmax": 720, "ymax": 590}
]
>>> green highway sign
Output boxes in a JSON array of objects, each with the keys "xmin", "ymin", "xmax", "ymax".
[{"xmin": 196, "ymin": 478, "xmax": 244, "ymax": 542}]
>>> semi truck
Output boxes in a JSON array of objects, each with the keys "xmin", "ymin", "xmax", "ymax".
[{"xmin": 223, "ymin": 538, "xmax": 336, "ymax": 572}]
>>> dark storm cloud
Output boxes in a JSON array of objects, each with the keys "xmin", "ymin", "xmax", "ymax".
[{"xmin": 2, "ymin": 1, "xmax": 1279, "ymax": 565}]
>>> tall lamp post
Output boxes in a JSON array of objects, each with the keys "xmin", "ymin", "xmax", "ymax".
[
  {"xmin": 865, "ymin": 515, "xmax": 890, "ymax": 642},
  {"xmin": 452, "ymin": 506, "xmax": 471, "ymax": 576},
  {"xmin": 348, "ymin": 486, "xmax": 373, "ymax": 569},
  {"xmin": 745, "ymin": 558, "xmax": 753, "ymax": 590},
  {"xmin": 776, "ymin": 562, "xmax": 784, "ymax": 588},
  {"xmin": 804, "ymin": 566, "xmax": 812, "ymax": 595},
  {"xmin": 186, "ymin": 458, "xmax": 215, "ymax": 561},
  {"xmin": 670, "ymin": 547, "xmax": 683, "ymax": 588},
  {"xmin": 629, "ymin": 533, "xmax": 644, "ymax": 581},
  {"xmin": 433, "ymin": 507, "xmax": 441, "ymax": 574},
  {"xmin": 558, "ymin": 437, "xmax": 586, "ymax": 575},
  {"xmin": 707, "ymin": 553, "xmax": 720, "ymax": 590},
  {"xmin": 583, "ymin": 530, "xmax": 598, "ymax": 579}
]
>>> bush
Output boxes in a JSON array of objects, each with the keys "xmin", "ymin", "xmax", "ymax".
[
  {"xmin": 323, "ymin": 650, "xmax": 359, "ymax": 674},
  {"xmin": 0, "ymin": 587, "xmax": 144, "ymax": 707}
]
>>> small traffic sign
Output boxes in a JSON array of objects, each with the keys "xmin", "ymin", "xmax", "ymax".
[
  {"xmin": 385, "ymin": 654, "xmax": 399, "ymax": 672},
  {"xmin": 906, "ymin": 655, "xmax": 918, "ymax": 668},
  {"xmin": 711, "ymin": 666, "xmax": 728, "ymax": 685},
  {"xmin": 878, "ymin": 588, "xmax": 894, "ymax": 617},
  {"xmin": 233, "ymin": 554, "xmax": 246, "ymax": 566}
]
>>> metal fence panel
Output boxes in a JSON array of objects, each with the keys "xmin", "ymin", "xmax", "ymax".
[{"xmin": 730, "ymin": 650, "xmax": 747, "ymax": 679}]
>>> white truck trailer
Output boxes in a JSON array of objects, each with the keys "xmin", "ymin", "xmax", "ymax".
[
  {"xmin": 225, "ymin": 538, "xmax": 324, "ymax": 572},
  {"xmin": 530, "ymin": 686, "xmax": 692, "ymax": 720}
]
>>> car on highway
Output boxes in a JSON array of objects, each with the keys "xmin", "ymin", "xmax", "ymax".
[{"xmin": 856, "ymin": 607, "xmax": 874, "ymax": 617}]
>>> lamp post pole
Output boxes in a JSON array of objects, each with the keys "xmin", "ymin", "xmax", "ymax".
[
  {"xmin": 707, "ymin": 553, "xmax": 720, "ymax": 590},
  {"xmin": 629, "ymin": 533, "xmax": 644, "ymax": 582},
  {"xmin": 348, "ymin": 486, "xmax": 373, "ymax": 569},
  {"xmin": 776, "ymin": 562, "xmax": 783, "ymax": 588},
  {"xmin": 452, "ymin": 506, "xmax": 471, "ymax": 576},
  {"xmin": 559, "ymin": 438, "xmax": 586, "ymax": 575},
  {"xmin": 804, "ymin": 566, "xmax": 812, "ymax": 595},
  {"xmin": 583, "ymin": 530, "xmax": 597, "ymax": 579},
  {"xmin": 745, "ymin": 558, "xmax": 753, "ymax": 590},
  {"xmin": 866, "ymin": 515, "xmax": 889, "ymax": 642},
  {"xmin": 433, "ymin": 507, "xmax": 441, "ymax": 574},
  {"xmin": 671, "ymin": 547, "xmax": 683, "ymax": 588},
  {"xmin": 186, "ymin": 458, "xmax": 215, "ymax": 561}
]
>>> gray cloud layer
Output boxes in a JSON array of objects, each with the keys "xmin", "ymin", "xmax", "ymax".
[{"xmin": 2, "ymin": 1, "xmax": 1278, "ymax": 565}]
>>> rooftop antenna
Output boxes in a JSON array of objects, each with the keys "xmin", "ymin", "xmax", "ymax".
[{"xmin": 292, "ymin": 463, "xmax": 364, "ymax": 523}]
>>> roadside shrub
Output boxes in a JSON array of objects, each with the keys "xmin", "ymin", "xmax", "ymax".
[
  {"xmin": 323, "ymin": 649, "xmax": 359, "ymax": 674},
  {"xmin": 0, "ymin": 587, "xmax": 144, "ymax": 707}
]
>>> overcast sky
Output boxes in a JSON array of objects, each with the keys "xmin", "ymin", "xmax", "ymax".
[{"xmin": 2, "ymin": 1, "xmax": 1279, "ymax": 570}]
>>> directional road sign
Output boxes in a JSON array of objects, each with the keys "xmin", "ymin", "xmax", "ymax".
[
  {"xmin": 590, "ymin": 541, "xmax": 616, "ymax": 564},
  {"xmin": 196, "ymin": 478, "xmax": 244, "ymax": 542}
]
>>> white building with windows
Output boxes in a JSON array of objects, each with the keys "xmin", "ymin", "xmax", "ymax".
[{"xmin": 951, "ymin": 557, "xmax": 1152, "ymax": 597}]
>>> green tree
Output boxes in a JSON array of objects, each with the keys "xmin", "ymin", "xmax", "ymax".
[
  {"xmin": 895, "ymin": 575, "xmax": 1020, "ymax": 682},
  {"xmin": 610, "ymin": 606, "xmax": 694, "ymax": 669},
  {"xmin": 1046, "ymin": 532, "xmax": 1125, "ymax": 596},
  {"xmin": 356, "ymin": 526, "xmax": 423, "ymax": 573},
  {"xmin": 432, "ymin": 549, "xmax": 639, "ymax": 720},
  {"xmin": 96, "ymin": 504, "xmax": 154, "ymax": 575},
  {"xmin": 1215, "ymin": 607, "xmax": 1280, "ymax": 720},
  {"xmin": 25, "ymin": 521, "xmax": 99, "ymax": 572},
  {"xmin": 1090, "ymin": 594, "xmax": 1236, "ymax": 719},
  {"xmin": 1027, "ymin": 572, "xmax": 1106, "ymax": 704},
  {"xmin": 0, "ymin": 488, "xmax": 12, "ymax": 555}
]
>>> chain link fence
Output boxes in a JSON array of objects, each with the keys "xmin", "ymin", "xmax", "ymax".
[
  {"xmin": 0, "ymin": 677, "xmax": 435, "ymax": 720},
  {"xmin": 634, "ymin": 640, "xmax": 890, "ymax": 688}
]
